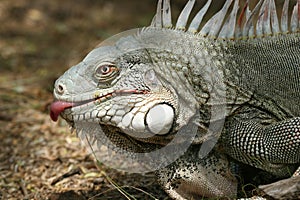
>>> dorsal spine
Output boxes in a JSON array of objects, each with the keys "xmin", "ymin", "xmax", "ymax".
[{"xmin": 152, "ymin": 0, "xmax": 300, "ymax": 40}]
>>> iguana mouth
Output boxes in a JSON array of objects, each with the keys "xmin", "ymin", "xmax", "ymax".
[{"xmin": 50, "ymin": 89, "xmax": 149, "ymax": 122}]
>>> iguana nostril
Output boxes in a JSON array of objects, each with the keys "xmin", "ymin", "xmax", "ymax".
[{"xmin": 57, "ymin": 84, "xmax": 65, "ymax": 94}]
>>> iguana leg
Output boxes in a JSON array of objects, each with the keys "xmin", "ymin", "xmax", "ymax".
[
  {"xmin": 156, "ymin": 146, "xmax": 237, "ymax": 199},
  {"xmin": 223, "ymin": 117, "xmax": 300, "ymax": 177}
]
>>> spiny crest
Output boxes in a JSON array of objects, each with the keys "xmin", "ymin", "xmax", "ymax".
[{"xmin": 151, "ymin": 0, "xmax": 300, "ymax": 39}]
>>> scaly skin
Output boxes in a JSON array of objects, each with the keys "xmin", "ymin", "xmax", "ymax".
[{"xmin": 50, "ymin": 0, "xmax": 300, "ymax": 199}]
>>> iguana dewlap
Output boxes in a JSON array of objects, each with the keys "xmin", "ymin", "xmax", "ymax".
[{"xmin": 50, "ymin": 0, "xmax": 300, "ymax": 199}]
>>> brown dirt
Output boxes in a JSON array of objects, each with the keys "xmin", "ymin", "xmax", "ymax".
[{"xmin": 0, "ymin": 0, "xmax": 173, "ymax": 199}]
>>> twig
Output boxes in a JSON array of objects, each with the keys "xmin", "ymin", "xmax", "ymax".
[
  {"xmin": 100, "ymin": 171, "xmax": 136, "ymax": 200},
  {"xmin": 258, "ymin": 176, "xmax": 300, "ymax": 199},
  {"xmin": 20, "ymin": 179, "xmax": 28, "ymax": 197},
  {"xmin": 89, "ymin": 185, "xmax": 159, "ymax": 200},
  {"xmin": 51, "ymin": 167, "xmax": 82, "ymax": 185}
]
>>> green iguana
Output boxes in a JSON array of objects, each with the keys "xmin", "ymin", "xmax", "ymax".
[{"xmin": 50, "ymin": 0, "xmax": 300, "ymax": 199}]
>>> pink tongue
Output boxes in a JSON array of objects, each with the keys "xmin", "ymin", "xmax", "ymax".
[{"xmin": 50, "ymin": 101, "xmax": 74, "ymax": 122}]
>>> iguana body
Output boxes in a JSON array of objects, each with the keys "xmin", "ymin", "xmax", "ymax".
[{"xmin": 50, "ymin": 0, "xmax": 300, "ymax": 199}]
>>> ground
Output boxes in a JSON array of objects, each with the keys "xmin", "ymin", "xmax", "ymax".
[{"xmin": 0, "ymin": 0, "xmax": 175, "ymax": 199}]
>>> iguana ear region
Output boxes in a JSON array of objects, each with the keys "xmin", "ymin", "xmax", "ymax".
[{"xmin": 144, "ymin": 69, "xmax": 162, "ymax": 89}]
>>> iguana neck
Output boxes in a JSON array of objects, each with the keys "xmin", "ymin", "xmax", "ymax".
[
  {"xmin": 138, "ymin": 28, "xmax": 250, "ymax": 119},
  {"xmin": 138, "ymin": 28, "xmax": 300, "ymax": 120}
]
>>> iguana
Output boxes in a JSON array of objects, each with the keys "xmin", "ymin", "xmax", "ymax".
[{"xmin": 50, "ymin": 0, "xmax": 300, "ymax": 199}]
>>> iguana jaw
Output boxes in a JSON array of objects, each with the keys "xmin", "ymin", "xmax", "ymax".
[{"xmin": 50, "ymin": 89, "xmax": 149, "ymax": 122}]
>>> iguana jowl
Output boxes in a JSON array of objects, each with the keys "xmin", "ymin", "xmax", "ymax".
[{"xmin": 50, "ymin": 0, "xmax": 300, "ymax": 199}]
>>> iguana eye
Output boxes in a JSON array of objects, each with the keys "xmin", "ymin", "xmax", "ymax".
[{"xmin": 95, "ymin": 62, "xmax": 119, "ymax": 82}]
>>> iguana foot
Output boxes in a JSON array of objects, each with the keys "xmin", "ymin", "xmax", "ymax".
[{"xmin": 157, "ymin": 146, "xmax": 237, "ymax": 199}]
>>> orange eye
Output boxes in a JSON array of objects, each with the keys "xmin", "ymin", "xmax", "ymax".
[
  {"xmin": 98, "ymin": 65, "xmax": 112, "ymax": 75},
  {"xmin": 95, "ymin": 62, "xmax": 119, "ymax": 82}
]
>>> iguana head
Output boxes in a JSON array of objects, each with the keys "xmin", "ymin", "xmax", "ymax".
[{"xmin": 50, "ymin": 32, "xmax": 198, "ymax": 141}]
